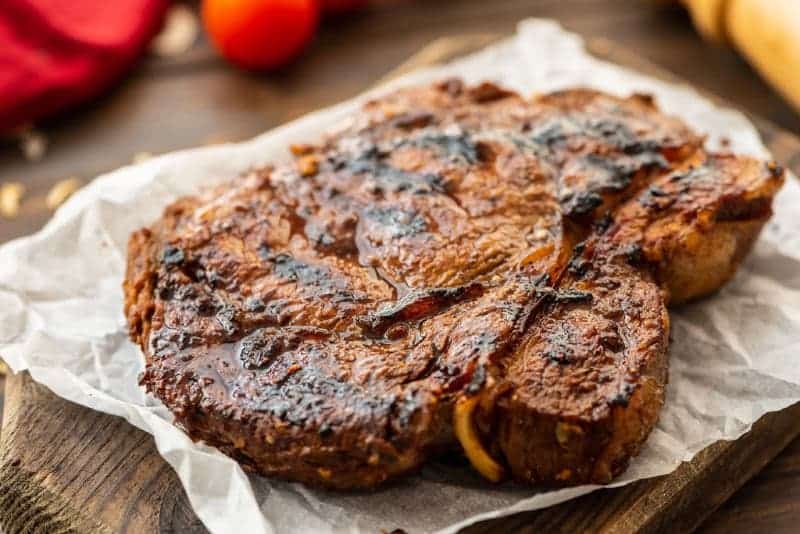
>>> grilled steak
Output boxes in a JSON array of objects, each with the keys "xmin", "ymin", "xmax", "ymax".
[{"xmin": 124, "ymin": 79, "xmax": 784, "ymax": 489}]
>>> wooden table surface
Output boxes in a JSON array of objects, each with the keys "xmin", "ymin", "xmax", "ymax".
[{"xmin": 1, "ymin": 1, "xmax": 799, "ymax": 532}]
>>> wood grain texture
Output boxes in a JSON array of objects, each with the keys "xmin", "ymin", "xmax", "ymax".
[
  {"xmin": 699, "ymin": 437, "xmax": 800, "ymax": 534},
  {"xmin": 0, "ymin": 374, "xmax": 5, "ymax": 428},
  {"xmin": 2, "ymin": 7, "xmax": 800, "ymax": 533},
  {"xmin": 0, "ymin": 373, "xmax": 207, "ymax": 534}
]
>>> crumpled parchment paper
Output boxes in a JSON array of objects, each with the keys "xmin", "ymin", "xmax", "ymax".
[{"xmin": 2, "ymin": 19, "xmax": 800, "ymax": 534}]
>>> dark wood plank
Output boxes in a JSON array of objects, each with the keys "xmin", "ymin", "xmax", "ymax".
[
  {"xmin": 0, "ymin": 373, "xmax": 207, "ymax": 534},
  {"xmin": 698, "ymin": 437, "xmax": 800, "ymax": 534}
]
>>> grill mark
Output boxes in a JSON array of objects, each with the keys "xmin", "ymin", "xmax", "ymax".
[
  {"xmin": 396, "ymin": 130, "xmax": 481, "ymax": 164},
  {"xmin": 235, "ymin": 365, "xmax": 396, "ymax": 431},
  {"xmin": 579, "ymin": 152, "xmax": 668, "ymax": 193},
  {"xmin": 524, "ymin": 113, "xmax": 682, "ymax": 220},
  {"xmin": 267, "ymin": 253, "xmax": 366, "ymax": 304},
  {"xmin": 344, "ymin": 145, "xmax": 448, "ymax": 196},
  {"xmin": 237, "ymin": 326, "xmax": 330, "ymax": 370},
  {"xmin": 361, "ymin": 206, "xmax": 429, "ymax": 239},
  {"xmin": 529, "ymin": 114, "xmax": 664, "ymax": 156}
]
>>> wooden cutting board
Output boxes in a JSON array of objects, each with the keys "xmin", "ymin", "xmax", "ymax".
[{"xmin": 2, "ymin": 35, "xmax": 800, "ymax": 534}]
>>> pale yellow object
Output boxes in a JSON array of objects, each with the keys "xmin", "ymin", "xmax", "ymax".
[
  {"xmin": 150, "ymin": 4, "xmax": 198, "ymax": 57},
  {"xmin": 683, "ymin": 0, "xmax": 800, "ymax": 113},
  {"xmin": 19, "ymin": 129, "xmax": 47, "ymax": 162},
  {"xmin": 46, "ymin": 177, "xmax": 83, "ymax": 210},
  {"xmin": 132, "ymin": 151, "xmax": 153, "ymax": 163},
  {"xmin": 0, "ymin": 182, "xmax": 25, "ymax": 218},
  {"xmin": 682, "ymin": 0, "xmax": 727, "ymax": 42},
  {"xmin": 726, "ymin": 0, "xmax": 800, "ymax": 114},
  {"xmin": 453, "ymin": 395, "xmax": 505, "ymax": 482}
]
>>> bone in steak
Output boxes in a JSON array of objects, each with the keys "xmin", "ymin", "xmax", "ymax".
[{"xmin": 124, "ymin": 79, "xmax": 784, "ymax": 489}]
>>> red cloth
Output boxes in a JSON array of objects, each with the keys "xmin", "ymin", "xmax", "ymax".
[{"xmin": 0, "ymin": 0, "xmax": 169, "ymax": 132}]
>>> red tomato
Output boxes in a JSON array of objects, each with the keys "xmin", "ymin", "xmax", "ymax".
[
  {"xmin": 321, "ymin": 0, "xmax": 368, "ymax": 14},
  {"xmin": 202, "ymin": 0, "xmax": 319, "ymax": 71}
]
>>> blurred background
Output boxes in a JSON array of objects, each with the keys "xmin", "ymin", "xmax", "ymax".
[{"xmin": 1, "ymin": 0, "xmax": 798, "ymax": 245}]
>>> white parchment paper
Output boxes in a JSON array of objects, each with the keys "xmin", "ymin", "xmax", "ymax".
[{"xmin": 2, "ymin": 19, "xmax": 800, "ymax": 534}]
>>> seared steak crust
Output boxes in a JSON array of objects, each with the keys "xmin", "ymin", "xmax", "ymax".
[{"xmin": 124, "ymin": 79, "xmax": 784, "ymax": 489}]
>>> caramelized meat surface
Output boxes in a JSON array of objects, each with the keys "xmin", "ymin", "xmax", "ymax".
[{"xmin": 124, "ymin": 80, "xmax": 783, "ymax": 489}]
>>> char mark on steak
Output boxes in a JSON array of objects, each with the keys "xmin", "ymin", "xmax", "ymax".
[{"xmin": 124, "ymin": 80, "xmax": 783, "ymax": 489}]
